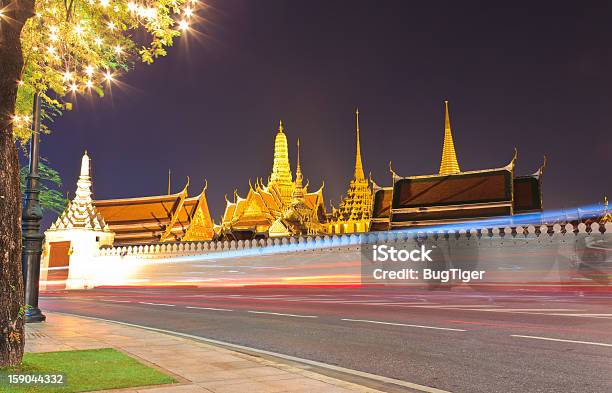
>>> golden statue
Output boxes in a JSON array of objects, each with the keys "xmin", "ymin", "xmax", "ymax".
[{"xmin": 600, "ymin": 196, "xmax": 612, "ymax": 224}]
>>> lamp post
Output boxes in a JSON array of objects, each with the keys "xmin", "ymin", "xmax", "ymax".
[{"xmin": 22, "ymin": 93, "xmax": 46, "ymax": 323}]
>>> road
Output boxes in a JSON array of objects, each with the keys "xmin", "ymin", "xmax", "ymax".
[{"xmin": 40, "ymin": 287, "xmax": 612, "ymax": 393}]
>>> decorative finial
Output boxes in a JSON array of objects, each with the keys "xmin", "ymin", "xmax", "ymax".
[
  {"xmin": 439, "ymin": 100, "xmax": 461, "ymax": 175},
  {"xmin": 80, "ymin": 150, "xmax": 90, "ymax": 178},
  {"xmin": 296, "ymin": 138, "xmax": 301, "ymax": 171},
  {"xmin": 354, "ymin": 108, "xmax": 365, "ymax": 181},
  {"xmin": 279, "ymin": 120, "xmax": 284, "ymax": 133}
]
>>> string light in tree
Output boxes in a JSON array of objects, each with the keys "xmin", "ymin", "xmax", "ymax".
[{"xmin": 12, "ymin": 0, "xmax": 205, "ymax": 137}]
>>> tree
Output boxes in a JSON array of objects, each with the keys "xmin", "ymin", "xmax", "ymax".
[
  {"xmin": 20, "ymin": 159, "xmax": 68, "ymax": 214},
  {"xmin": 0, "ymin": 0, "xmax": 198, "ymax": 367}
]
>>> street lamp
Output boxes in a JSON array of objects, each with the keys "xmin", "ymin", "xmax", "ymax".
[{"xmin": 22, "ymin": 93, "xmax": 46, "ymax": 323}]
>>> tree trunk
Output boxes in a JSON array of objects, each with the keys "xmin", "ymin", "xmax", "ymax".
[{"xmin": 0, "ymin": 0, "xmax": 35, "ymax": 367}]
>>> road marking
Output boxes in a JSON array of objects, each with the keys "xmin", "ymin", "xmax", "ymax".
[
  {"xmin": 138, "ymin": 302, "xmax": 175, "ymax": 307},
  {"xmin": 186, "ymin": 306, "xmax": 233, "ymax": 312},
  {"xmin": 470, "ymin": 309, "xmax": 580, "ymax": 312},
  {"xmin": 341, "ymin": 318, "xmax": 467, "ymax": 332},
  {"xmin": 551, "ymin": 314, "xmax": 612, "ymax": 317},
  {"xmin": 100, "ymin": 300, "xmax": 132, "ymax": 303},
  {"xmin": 247, "ymin": 311, "xmax": 317, "ymax": 318},
  {"xmin": 411, "ymin": 304, "xmax": 502, "ymax": 308},
  {"xmin": 511, "ymin": 335, "xmax": 612, "ymax": 348},
  {"xmin": 52, "ymin": 312, "xmax": 450, "ymax": 393}
]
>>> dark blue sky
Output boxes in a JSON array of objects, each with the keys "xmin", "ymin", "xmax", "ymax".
[{"xmin": 40, "ymin": 0, "xmax": 612, "ymax": 225}]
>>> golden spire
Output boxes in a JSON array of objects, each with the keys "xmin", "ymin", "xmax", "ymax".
[
  {"xmin": 439, "ymin": 100, "xmax": 461, "ymax": 175},
  {"xmin": 167, "ymin": 169, "xmax": 171, "ymax": 195},
  {"xmin": 270, "ymin": 119, "xmax": 293, "ymax": 205},
  {"xmin": 354, "ymin": 108, "xmax": 365, "ymax": 181},
  {"xmin": 292, "ymin": 139, "xmax": 305, "ymax": 199}
]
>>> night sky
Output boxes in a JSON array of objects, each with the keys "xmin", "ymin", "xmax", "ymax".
[{"xmin": 39, "ymin": 0, "xmax": 612, "ymax": 226}]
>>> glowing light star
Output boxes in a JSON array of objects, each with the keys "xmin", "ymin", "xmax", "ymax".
[
  {"xmin": 104, "ymin": 71, "xmax": 114, "ymax": 82},
  {"xmin": 184, "ymin": 7, "xmax": 193, "ymax": 17},
  {"xmin": 74, "ymin": 25, "xmax": 84, "ymax": 35},
  {"xmin": 178, "ymin": 20, "xmax": 189, "ymax": 31},
  {"xmin": 49, "ymin": 32, "xmax": 58, "ymax": 41},
  {"xmin": 86, "ymin": 80, "xmax": 93, "ymax": 88},
  {"xmin": 127, "ymin": 2, "xmax": 136, "ymax": 11},
  {"xmin": 114, "ymin": 45, "xmax": 123, "ymax": 54},
  {"xmin": 47, "ymin": 46, "xmax": 56, "ymax": 54},
  {"xmin": 17, "ymin": 80, "xmax": 24, "ymax": 86},
  {"xmin": 99, "ymin": 0, "xmax": 109, "ymax": 7},
  {"xmin": 85, "ymin": 65, "xmax": 95, "ymax": 76},
  {"xmin": 49, "ymin": 25, "xmax": 58, "ymax": 33},
  {"xmin": 94, "ymin": 36, "xmax": 103, "ymax": 46},
  {"xmin": 63, "ymin": 71, "xmax": 72, "ymax": 81},
  {"xmin": 70, "ymin": 83, "xmax": 78, "ymax": 92},
  {"xmin": 107, "ymin": 21, "xmax": 116, "ymax": 30},
  {"xmin": 142, "ymin": 8, "xmax": 156, "ymax": 19}
]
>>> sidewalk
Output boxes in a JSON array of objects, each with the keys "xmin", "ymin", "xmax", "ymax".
[{"xmin": 25, "ymin": 313, "xmax": 383, "ymax": 393}]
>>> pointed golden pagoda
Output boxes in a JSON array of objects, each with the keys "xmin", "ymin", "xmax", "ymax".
[
  {"xmin": 330, "ymin": 109, "xmax": 373, "ymax": 234},
  {"xmin": 270, "ymin": 140, "xmax": 326, "ymax": 237},
  {"xmin": 439, "ymin": 100, "xmax": 461, "ymax": 175},
  {"xmin": 270, "ymin": 120, "xmax": 294, "ymax": 205},
  {"xmin": 219, "ymin": 121, "xmax": 327, "ymax": 239},
  {"xmin": 292, "ymin": 139, "xmax": 305, "ymax": 200}
]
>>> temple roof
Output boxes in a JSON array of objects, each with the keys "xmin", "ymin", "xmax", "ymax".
[{"xmin": 92, "ymin": 180, "xmax": 204, "ymax": 244}]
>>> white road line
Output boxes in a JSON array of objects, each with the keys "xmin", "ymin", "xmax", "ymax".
[
  {"xmin": 186, "ymin": 306, "xmax": 233, "ymax": 312},
  {"xmin": 341, "ymin": 318, "xmax": 467, "ymax": 332},
  {"xmin": 410, "ymin": 305, "xmax": 502, "ymax": 309},
  {"xmin": 470, "ymin": 308, "xmax": 580, "ymax": 312},
  {"xmin": 511, "ymin": 335, "xmax": 612, "ymax": 348},
  {"xmin": 138, "ymin": 302, "xmax": 175, "ymax": 307},
  {"xmin": 100, "ymin": 300, "xmax": 132, "ymax": 303},
  {"xmin": 247, "ymin": 311, "xmax": 318, "ymax": 318},
  {"xmin": 52, "ymin": 312, "xmax": 450, "ymax": 393}
]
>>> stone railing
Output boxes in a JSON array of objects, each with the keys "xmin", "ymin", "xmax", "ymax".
[{"xmin": 98, "ymin": 222, "xmax": 612, "ymax": 260}]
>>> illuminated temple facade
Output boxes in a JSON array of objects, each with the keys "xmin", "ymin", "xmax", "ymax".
[
  {"xmin": 218, "ymin": 121, "xmax": 327, "ymax": 239},
  {"xmin": 45, "ymin": 102, "xmax": 547, "ymax": 255},
  {"xmin": 370, "ymin": 101, "xmax": 545, "ymax": 230}
]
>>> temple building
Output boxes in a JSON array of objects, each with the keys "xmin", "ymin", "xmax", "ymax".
[
  {"xmin": 92, "ymin": 178, "xmax": 214, "ymax": 244},
  {"xmin": 328, "ymin": 109, "xmax": 373, "ymax": 234},
  {"xmin": 46, "ymin": 151, "xmax": 215, "ymax": 247},
  {"xmin": 42, "ymin": 151, "xmax": 114, "ymax": 288},
  {"xmin": 371, "ymin": 101, "xmax": 545, "ymax": 230},
  {"xmin": 218, "ymin": 121, "xmax": 327, "ymax": 239}
]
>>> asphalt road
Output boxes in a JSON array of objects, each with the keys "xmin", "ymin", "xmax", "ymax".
[{"xmin": 40, "ymin": 287, "xmax": 612, "ymax": 393}]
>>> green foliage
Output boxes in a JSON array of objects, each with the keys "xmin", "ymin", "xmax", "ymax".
[
  {"xmin": 19, "ymin": 159, "xmax": 68, "ymax": 215},
  {"xmin": 12, "ymin": 0, "xmax": 199, "ymax": 142}
]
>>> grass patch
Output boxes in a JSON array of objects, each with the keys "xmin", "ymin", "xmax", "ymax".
[{"xmin": 0, "ymin": 348, "xmax": 176, "ymax": 393}]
